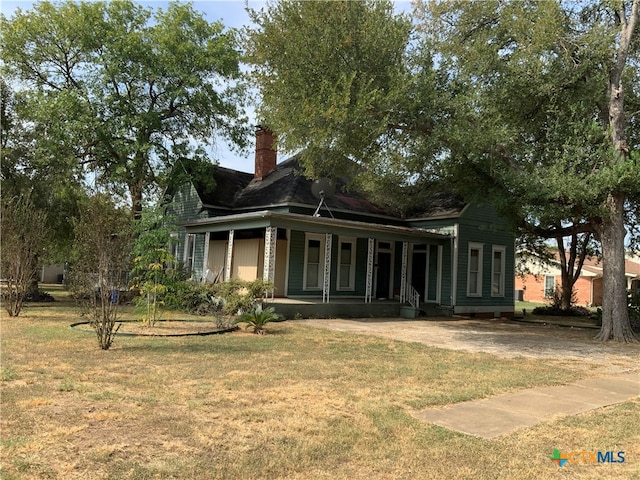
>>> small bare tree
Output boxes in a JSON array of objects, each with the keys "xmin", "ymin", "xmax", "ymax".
[
  {"xmin": 69, "ymin": 195, "xmax": 132, "ymax": 350},
  {"xmin": 0, "ymin": 195, "xmax": 49, "ymax": 317}
]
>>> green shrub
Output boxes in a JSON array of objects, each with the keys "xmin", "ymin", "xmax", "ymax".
[
  {"xmin": 166, "ymin": 278, "xmax": 273, "ymax": 317},
  {"xmin": 234, "ymin": 305, "xmax": 282, "ymax": 334}
]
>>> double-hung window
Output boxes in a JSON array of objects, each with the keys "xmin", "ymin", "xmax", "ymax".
[
  {"xmin": 185, "ymin": 234, "xmax": 197, "ymax": 273},
  {"xmin": 337, "ymin": 237, "xmax": 356, "ymax": 291},
  {"xmin": 544, "ymin": 275, "xmax": 555, "ymax": 298},
  {"xmin": 467, "ymin": 243, "xmax": 483, "ymax": 297},
  {"xmin": 304, "ymin": 234, "xmax": 325, "ymax": 290},
  {"xmin": 491, "ymin": 246, "xmax": 506, "ymax": 297}
]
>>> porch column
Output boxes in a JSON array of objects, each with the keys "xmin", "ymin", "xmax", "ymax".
[
  {"xmin": 365, "ymin": 238, "xmax": 375, "ymax": 303},
  {"xmin": 323, "ymin": 233, "xmax": 332, "ymax": 303},
  {"xmin": 400, "ymin": 241, "xmax": 408, "ymax": 303},
  {"xmin": 263, "ymin": 227, "xmax": 277, "ymax": 298},
  {"xmin": 225, "ymin": 229, "xmax": 234, "ymax": 281},
  {"xmin": 202, "ymin": 232, "xmax": 210, "ymax": 282}
]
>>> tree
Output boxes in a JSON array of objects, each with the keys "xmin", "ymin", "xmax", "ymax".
[
  {"xmin": 247, "ymin": 0, "xmax": 639, "ymax": 342},
  {"xmin": 1, "ymin": 0, "xmax": 249, "ymax": 217},
  {"xmin": 246, "ymin": 0, "xmax": 422, "ymax": 184},
  {"xmin": 422, "ymin": 0, "xmax": 639, "ymax": 341},
  {"xmin": 130, "ymin": 206, "xmax": 179, "ymax": 327},
  {"xmin": 69, "ymin": 195, "xmax": 133, "ymax": 350},
  {"xmin": 0, "ymin": 195, "xmax": 49, "ymax": 317}
]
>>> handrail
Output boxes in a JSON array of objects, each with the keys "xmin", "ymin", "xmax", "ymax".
[{"xmin": 406, "ymin": 284, "xmax": 420, "ymax": 309}]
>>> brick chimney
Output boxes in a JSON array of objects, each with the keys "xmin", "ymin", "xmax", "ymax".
[{"xmin": 254, "ymin": 127, "xmax": 276, "ymax": 179}]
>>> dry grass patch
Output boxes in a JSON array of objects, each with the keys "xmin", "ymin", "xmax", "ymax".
[{"xmin": 1, "ymin": 291, "xmax": 637, "ymax": 479}]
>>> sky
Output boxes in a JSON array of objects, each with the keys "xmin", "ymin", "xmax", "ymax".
[{"xmin": 2, "ymin": 0, "xmax": 414, "ymax": 173}]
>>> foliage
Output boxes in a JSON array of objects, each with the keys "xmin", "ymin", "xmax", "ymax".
[
  {"xmin": 1, "ymin": 0, "xmax": 249, "ymax": 216},
  {"xmin": 68, "ymin": 195, "xmax": 133, "ymax": 349},
  {"xmin": 532, "ymin": 286, "xmax": 591, "ymax": 317},
  {"xmin": 234, "ymin": 304, "xmax": 282, "ymax": 334},
  {"xmin": 246, "ymin": 1, "xmax": 419, "ymax": 186},
  {"xmin": 629, "ymin": 292, "xmax": 640, "ymax": 333},
  {"xmin": 24, "ymin": 289, "xmax": 56, "ymax": 303},
  {"xmin": 165, "ymin": 278, "xmax": 273, "ymax": 317},
  {"xmin": 247, "ymin": 0, "xmax": 639, "ymax": 341},
  {"xmin": 0, "ymin": 194, "xmax": 49, "ymax": 316},
  {"xmin": 129, "ymin": 206, "xmax": 178, "ymax": 326}
]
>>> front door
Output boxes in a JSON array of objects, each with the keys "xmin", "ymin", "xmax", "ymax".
[
  {"xmin": 412, "ymin": 250, "xmax": 427, "ymax": 300},
  {"xmin": 376, "ymin": 250, "xmax": 392, "ymax": 299}
]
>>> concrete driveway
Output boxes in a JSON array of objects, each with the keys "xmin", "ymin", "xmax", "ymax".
[{"xmin": 298, "ymin": 317, "xmax": 640, "ymax": 374}]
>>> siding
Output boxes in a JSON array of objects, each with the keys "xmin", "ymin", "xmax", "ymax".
[{"xmin": 455, "ymin": 204, "xmax": 515, "ymax": 311}]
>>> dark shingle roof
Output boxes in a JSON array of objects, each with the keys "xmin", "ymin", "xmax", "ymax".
[{"xmin": 171, "ymin": 156, "xmax": 466, "ymax": 220}]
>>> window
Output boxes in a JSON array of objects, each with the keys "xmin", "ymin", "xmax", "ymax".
[
  {"xmin": 185, "ymin": 234, "xmax": 197, "ymax": 274},
  {"xmin": 544, "ymin": 275, "xmax": 555, "ymax": 298},
  {"xmin": 491, "ymin": 246, "xmax": 506, "ymax": 297},
  {"xmin": 467, "ymin": 243, "xmax": 483, "ymax": 296},
  {"xmin": 337, "ymin": 237, "xmax": 356, "ymax": 290},
  {"xmin": 304, "ymin": 234, "xmax": 325, "ymax": 290}
]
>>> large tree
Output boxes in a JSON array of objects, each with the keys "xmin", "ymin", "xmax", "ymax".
[
  {"xmin": 423, "ymin": 0, "xmax": 639, "ymax": 341},
  {"xmin": 1, "ymin": 0, "xmax": 249, "ymax": 216},
  {"xmin": 247, "ymin": 0, "xmax": 639, "ymax": 341}
]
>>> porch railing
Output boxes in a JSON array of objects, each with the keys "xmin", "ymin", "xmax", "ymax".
[{"xmin": 405, "ymin": 284, "xmax": 420, "ymax": 309}]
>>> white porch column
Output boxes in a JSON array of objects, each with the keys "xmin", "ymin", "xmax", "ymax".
[
  {"xmin": 365, "ymin": 238, "xmax": 375, "ymax": 303},
  {"xmin": 263, "ymin": 227, "xmax": 277, "ymax": 298},
  {"xmin": 400, "ymin": 241, "xmax": 408, "ymax": 303},
  {"xmin": 202, "ymin": 232, "xmax": 211, "ymax": 282},
  {"xmin": 323, "ymin": 233, "xmax": 332, "ymax": 303},
  {"xmin": 225, "ymin": 229, "xmax": 234, "ymax": 281}
]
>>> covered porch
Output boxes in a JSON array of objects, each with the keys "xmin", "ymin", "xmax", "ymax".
[{"xmin": 181, "ymin": 210, "xmax": 453, "ymax": 318}]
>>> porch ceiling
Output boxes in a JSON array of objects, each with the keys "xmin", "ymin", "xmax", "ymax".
[{"xmin": 180, "ymin": 210, "xmax": 450, "ymax": 243}]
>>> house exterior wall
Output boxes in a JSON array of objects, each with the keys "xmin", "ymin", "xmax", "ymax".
[
  {"xmin": 166, "ymin": 183, "xmax": 209, "ymax": 279},
  {"xmin": 515, "ymin": 274, "xmax": 595, "ymax": 306},
  {"xmin": 411, "ymin": 205, "xmax": 514, "ymax": 316},
  {"xmin": 207, "ymin": 240, "xmax": 227, "ymax": 282}
]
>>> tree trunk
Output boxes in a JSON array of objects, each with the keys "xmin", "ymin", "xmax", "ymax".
[
  {"xmin": 129, "ymin": 180, "xmax": 144, "ymax": 220},
  {"xmin": 595, "ymin": 0, "xmax": 639, "ymax": 342},
  {"xmin": 596, "ymin": 192, "xmax": 636, "ymax": 342}
]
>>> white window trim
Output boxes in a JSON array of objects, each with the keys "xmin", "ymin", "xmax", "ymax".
[
  {"xmin": 337, "ymin": 236, "xmax": 356, "ymax": 291},
  {"xmin": 303, "ymin": 233, "xmax": 325, "ymax": 291},
  {"xmin": 491, "ymin": 245, "xmax": 506, "ymax": 297},
  {"xmin": 467, "ymin": 242, "xmax": 483, "ymax": 297}
]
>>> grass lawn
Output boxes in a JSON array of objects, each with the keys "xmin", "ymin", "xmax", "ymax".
[{"xmin": 2, "ymin": 286, "xmax": 638, "ymax": 479}]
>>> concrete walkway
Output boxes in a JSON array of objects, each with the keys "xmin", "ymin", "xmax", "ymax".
[
  {"xmin": 413, "ymin": 371, "xmax": 640, "ymax": 439},
  {"xmin": 298, "ymin": 318, "xmax": 640, "ymax": 439}
]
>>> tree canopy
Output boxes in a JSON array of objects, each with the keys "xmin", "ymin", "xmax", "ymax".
[
  {"xmin": 247, "ymin": 0, "xmax": 640, "ymax": 341},
  {"xmin": 1, "ymin": 0, "xmax": 249, "ymax": 216}
]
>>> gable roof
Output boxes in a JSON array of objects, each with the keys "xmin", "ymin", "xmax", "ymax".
[
  {"xmin": 169, "ymin": 154, "xmax": 475, "ymax": 223},
  {"xmin": 172, "ymin": 155, "xmax": 390, "ymax": 217}
]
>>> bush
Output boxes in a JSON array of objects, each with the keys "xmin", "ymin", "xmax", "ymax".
[
  {"xmin": 166, "ymin": 278, "xmax": 273, "ymax": 317},
  {"xmin": 532, "ymin": 304, "xmax": 591, "ymax": 317},
  {"xmin": 234, "ymin": 305, "xmax": 282, "ymax": 334},
  {"xmin": 532, "ymin": 285, "xmax": 591, "ymax": 317}
]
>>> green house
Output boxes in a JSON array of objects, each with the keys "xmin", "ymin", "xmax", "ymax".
[{"xmin": 166, "ymin": 129, "xmax": 515, "ymax": 319}]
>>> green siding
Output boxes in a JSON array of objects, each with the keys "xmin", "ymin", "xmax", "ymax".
[
  {"xmin": 456, "ymin": 204, "xmax": 515, "ymax": 310},
  {"xmin": 287, "ymin": 230, "xmax": 305, "ymax": 295}
]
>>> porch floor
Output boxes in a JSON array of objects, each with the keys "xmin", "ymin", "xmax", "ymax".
[{"xmin": 264, "ymin": 297, "xmax": 452, "ymax": 319}]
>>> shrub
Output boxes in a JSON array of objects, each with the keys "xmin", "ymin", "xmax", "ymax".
[
  {"xmin": 532, "ymin": 285, "xmax": 591, "ymax": 317},
  {"xmin": 166, "ymin": 278, "xmax": 273, "ymax": 317},
  {"xmin": 234, "ymin": 305, "xmax": 282, "ymax": 334}
]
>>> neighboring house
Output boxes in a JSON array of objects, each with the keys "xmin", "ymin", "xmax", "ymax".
[
  {"xmin": 165, "ymin": 129, "xmax": 515, "ymax": 319},
  {"xmin": 515, "ymin": 251, "xmax": 640, "ymax": 306}
]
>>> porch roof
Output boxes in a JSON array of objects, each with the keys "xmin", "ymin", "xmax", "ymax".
[{"xmin": 179, "ymin": 210, "xmax": 451, "ymax": 243}]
